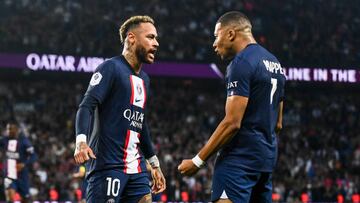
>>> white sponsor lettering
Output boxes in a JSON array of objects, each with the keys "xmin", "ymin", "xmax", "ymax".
[
  {"xmin": 25, "ymin": 53, "xmax": 105, "ymax": 72},
  {"xmin": 227, "ymin": 81, "xmax": 238, "ymax": 89},
  {"xmin": 123, "ymin": 109, "xmax": 144, "ymax": 130},
  {"xmin": 330, "ymin": 69, "xmax": 356, "ymax": 83},
  {"xmin": 313, "ymin": 68, "xmax": 328, "ymax": 81},
  {"xmin": 286, "ymin": 68, "xmax": 311, "ymax": 81}
]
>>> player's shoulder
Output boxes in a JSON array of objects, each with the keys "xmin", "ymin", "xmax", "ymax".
[{"xmin": 95, "ymin": 57, "xmax": 119, "ymax": 73}]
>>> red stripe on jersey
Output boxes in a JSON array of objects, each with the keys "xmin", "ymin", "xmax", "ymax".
[
  {"xmin": 142, "ymin": 79, "xmax": 147, "ymax": 108},
  {"xmin": 129, "ymin": 75, "xmax": 134, "ymax": 104},
  {"xmin": 137, "ymin": 133, "xmax": 142, "ymax": 173},
  {"xmin": 123, "ymin": 130, "xmax": 131, "ymax": 173}
]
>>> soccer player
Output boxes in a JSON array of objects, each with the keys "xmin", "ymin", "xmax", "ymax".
[
  {"xmin": 73, "ymin": 15, "xmax": 166, "ymax": 203},
  {"xmin": 72, "ymin": 165, "xmax": 87, "ymax": 203},
  {"xmin": 178, "ymin": 11, "xmax": 286, "ymax": 203},
  {"xmin": 1, "ymin": 120, "xmax": 37, "ymax": 203}
]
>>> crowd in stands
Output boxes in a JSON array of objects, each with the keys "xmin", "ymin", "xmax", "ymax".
[
  {"xmin": 0, "ymin": 0, "xmax": 359, "ymax": 67},
  {"xmin": 0, "ymin": 0, "xmax": 359, "ymax": 202},
  {"xmin": 0, "ymin": 77, "xmax": 359, "ymax": 202}
]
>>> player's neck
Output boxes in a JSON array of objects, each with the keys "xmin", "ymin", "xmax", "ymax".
[
  {"xmin": 236, "ymin": 37, "xmax": 257, "ymax": 53},
  {"xmin": 122, "ymin": 51, "xmax": 142, "ymax": 74}
]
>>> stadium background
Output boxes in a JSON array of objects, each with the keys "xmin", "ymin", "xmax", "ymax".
[{"xmin": 0, "ymin": 0, "xmax": 359, "ymax": 202}]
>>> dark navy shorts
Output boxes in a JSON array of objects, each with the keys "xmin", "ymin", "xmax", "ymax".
[
  {"xmin": 4, "ymin": 177, "xmax": 30, "ymax": 198},
  {"xmin": 211, "ymin": 162, "xmax": 272, "ymax": 203},
  {"xmin": 86, "ymin": 169, "xmax": 150, "ymax": 203}
]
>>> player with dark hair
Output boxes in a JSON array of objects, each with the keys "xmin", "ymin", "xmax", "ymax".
[
  {"xmin": 178, "ymin": 11, "xmax": 285, "ymax": 203},
  {"xmin": 74, "ymin": 15, "xmax": 166, "ymax": 203},
  {"xmin": 1, "ymin": 120, "xmax": 37, "ymax": 203}
]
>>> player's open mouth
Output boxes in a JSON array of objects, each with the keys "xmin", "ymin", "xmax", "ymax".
[{"xmin": 148, "ymin": 49, "xmax": 157, "ymax": 59}]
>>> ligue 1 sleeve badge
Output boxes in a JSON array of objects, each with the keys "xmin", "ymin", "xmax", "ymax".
[{"xmin": 90, "ymin": 72, "xmax": 103, "ymax": 86}]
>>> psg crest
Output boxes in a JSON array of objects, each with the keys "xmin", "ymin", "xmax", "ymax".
[{"xmin": 136, "ymin": 84, "xmax": 142, "ymax": 95}]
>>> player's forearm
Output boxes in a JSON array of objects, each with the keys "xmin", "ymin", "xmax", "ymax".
[
  {"xmin": 198, "ymin": 118, "xmax": 240, "ymax": 161},
  {"xmin": 139, "ymin": 122, "xmax": 155, "ymax": 159},
  {"xmin": 75, "ymin": 94, "xmax": 98, "ymax": 141}
]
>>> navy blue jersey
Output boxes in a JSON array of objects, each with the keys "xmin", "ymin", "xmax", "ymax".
[
  {"xmin": 77, "ymin": 56, "xmax": 154, "ymax": 177},
  {"xmin": 0, "ymin": 134, "xmax": 36, "ymax": 180},
  {"xmin": 220, "ymin": 44, "xmax": 286, "ymax": 172}
]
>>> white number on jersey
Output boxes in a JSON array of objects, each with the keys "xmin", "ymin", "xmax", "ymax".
[
  {"xmin": 270, "ymin": 78, "xmax": 278, "ymax": 104},
  {"xmin": 106, "ymin": 177, "xmax": 121, "ymax": 197}
]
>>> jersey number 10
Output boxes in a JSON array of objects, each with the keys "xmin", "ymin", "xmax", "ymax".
[{"xmin": 106, "ymin": 177, "xmax": 121, "ymax": 197}]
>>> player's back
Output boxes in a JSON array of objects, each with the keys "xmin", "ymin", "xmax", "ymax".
[
  {"xmin": 222, "ymin": 44, "xmax": 286, "ymax": 172},
  {"xmin": 85, "ymin": 56, "xmax": 149, "ymax": 177}
]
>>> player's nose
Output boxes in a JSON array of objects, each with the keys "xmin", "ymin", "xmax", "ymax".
[
  {"xmin": 213, "ymin": 41, "xmax": 217, "ymax": 50},
  {"xmin": 153, "ymin": 38, "xmax": 159, "ymax": 47}
]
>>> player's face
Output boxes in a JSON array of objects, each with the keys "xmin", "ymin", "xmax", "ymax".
[
  {"xmin": 134, "ymin": 23, "xmax": 159, "ymax": 64},
  {"xmin": 6, "ymin": 124, "xmax": 18, "ymax": 138},
  {"xmin": 213, "ymin": 23, "xmax": 233, "ymax": 60}
]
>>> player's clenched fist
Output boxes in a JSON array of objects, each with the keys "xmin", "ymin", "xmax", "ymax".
[
  {"xmin": 178, "ymin": 159, "xmax": 200, "ymax": 176},
  {"xmin": 74, "ymin": 142, "xmax": 96, "ymax": 164}
]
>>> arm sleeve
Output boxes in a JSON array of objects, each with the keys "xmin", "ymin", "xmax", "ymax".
[
  {"xmin": 139, "ymin": 120, "xmax": 155, "ymax": 159},
  {"xmin": 24, "ymin": 138, "xmax": 37, "ymax": 165},
  {"xmin": 227, "ymin": 59, "xmax": 253, "ymax": 98},
  {"xmin": 75, "ymin": 94, "xmax": 99, "ymax": 136},
  {"xmin": 279, "ymin": 77, "xmax": 286, "ymax": 101},
  {"xmin": 139, "ymin": 78, "xmax": 155, "ymax": 159},
  {"xmin": 75, "ymin": 60, "xmax": 115, "ymax": 138}
]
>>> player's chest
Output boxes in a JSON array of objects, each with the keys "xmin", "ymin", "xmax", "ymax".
[
  {"xmin": 116, "ymin": 74, "xmax": 148, "ymax": 109},
  {"xmin": 6, "ymin": 139, "xmax": 22, "ymax": 159}
]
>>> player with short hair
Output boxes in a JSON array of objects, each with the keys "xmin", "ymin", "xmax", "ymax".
[
  {"xmin": 74, "ymin": 15, "xmax": 166, "ymax": 203},
  {"xmin": 178, "ymin": 11, "xmax": 285, "ymax": 203},
  {"xmin": 1, "ymin": 120, "xmax": 37, "ymax": 203}
]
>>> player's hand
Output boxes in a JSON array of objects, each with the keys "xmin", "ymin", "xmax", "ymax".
[
  {"xmin": 151, "ymin": 167, "xmax": 166, "ymax": 194},
  {"xmin": 74, "ymin": 142, "xmax": 96, "ymax": 164},
  {"xmin": 178, "ymin": 159, "xmax": 200, "ymax": 176},
  {"xmin": 16, "ymin": 163, "xmax": 25, "ymax": 171}
]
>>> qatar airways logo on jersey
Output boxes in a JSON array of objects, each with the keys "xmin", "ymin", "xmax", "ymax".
[
  {"xmin": 6, "ymin": 151, "xmax": 20, "ymax": 159},
  {"xmin": 123, "ymin": 109, "xmax": 144, "ymax": 130},
  {"xmin": 227, "ymin": 81, "xmax": 238, "ymax": 89}
]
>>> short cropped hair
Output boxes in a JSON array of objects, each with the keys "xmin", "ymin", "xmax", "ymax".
[
  {"xmin": 119, "ymin": 15, "xmax": 155, "ymax": 44},
  {"xmin": 217, "ymin": 11, "xmax": 252, "ymax": 33}
]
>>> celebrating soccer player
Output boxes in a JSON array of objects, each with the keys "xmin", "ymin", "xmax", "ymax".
[
  {"xmin": 1, "ymin": 120, "xmax": 37, "ymax": 203},
  {"xmin": 74, "ymin": 15, "xmax": 166, "ymax": 202},
  {"xmin": 178, "ymin": 11, "xmax": 286, "ymax": 203}
]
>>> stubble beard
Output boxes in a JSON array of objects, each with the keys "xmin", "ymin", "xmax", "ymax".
[{"xmin": 135, "ymin": 44, "xmax": 152, "ymax": 64}]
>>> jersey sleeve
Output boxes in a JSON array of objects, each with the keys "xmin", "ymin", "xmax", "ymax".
[
  {"xmin": 84, "ymin": 60, "xmax": 116, "ymax": 104},
  {"xmin": 75, "ymin": 60, "xmax": 115, "ymax": 138},
  {"xmin": 24, "ymin": 137, "xmax": 37, "ymax": 166},
  {"xmin": 279, "ymin": 77, "xmax": 286, "ymax": 101},
  {"xmin": 227, "ymin": 59, "xmax": 254, "ymax": 98},
  {"xmin": 139, "ymin": 77, "xmax": 155, "ymax": 159},
  {"xmin": 139, "ymin": 120, "xmax": 155, "ymax": 159}
]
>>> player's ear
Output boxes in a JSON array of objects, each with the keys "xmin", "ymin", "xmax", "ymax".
[
  {"xmin": 127, "ymin": 32, "xmax": 136, "ymax": 45},
  {"xmin": 228, "ymin": 29, "xmax": 236, "ymax": 41}
]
